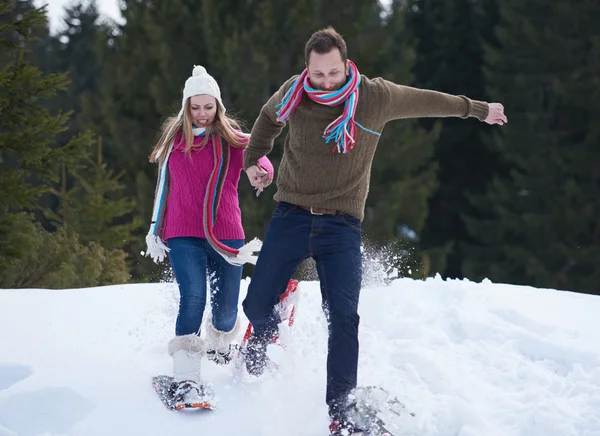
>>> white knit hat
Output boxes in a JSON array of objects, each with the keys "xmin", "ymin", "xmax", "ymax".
[{"xmin": 181, "ymin": 65, "xmax": 226, "ymax": 114}]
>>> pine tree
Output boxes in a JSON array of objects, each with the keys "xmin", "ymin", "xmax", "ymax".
[
  {"xmin": 0, "ymin": 0, "xmax": 91, "ymax": 213},
  {"xmin": 42, "ymin": 2, "xmax": 104, "ymax": 131},
  {"xmin": 360, "ymin": 1, "xmax": 439, "ymax": 278},
  {"xmin": 405, "ymin": 0, "xmax": 501, "ymax": 277},
  {"xmin": 0, "ymin": 1, "xmax": 129, "ymax": 288},
  {"xmin": 463, "ymin": 0, "xmax": 600, "ymax": 293},
  {"xmin": 31, "ymin": 1, "xmax": 122, "ymax": 231},
  {"xmin": 46, "ymin": 136, "xmax": 142, "ymax": 251},
  {"xmin": 0, "ymin": 214, "xmax": 129, "ymax": 289},
  {"xmin": 0, "ymin": 0, "xmax": 92, "ymax": 267}
]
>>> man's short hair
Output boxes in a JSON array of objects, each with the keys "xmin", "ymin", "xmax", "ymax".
[{"xmin": 305, "ymin": 26, "xmax": 348, "ymax": 64}]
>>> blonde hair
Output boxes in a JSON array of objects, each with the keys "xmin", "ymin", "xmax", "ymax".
[{"xmin": 150, "ymin": 99, "xmax": 248, "ymax": 163}]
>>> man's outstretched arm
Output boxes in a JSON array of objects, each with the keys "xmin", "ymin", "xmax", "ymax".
[{"xmin": 375, "ymin": 78, "xmax": 507, "ymax": 125}]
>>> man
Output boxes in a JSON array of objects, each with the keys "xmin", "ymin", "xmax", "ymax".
[{"xmin": 243, "ymin": 27, "xmax": 507, "ymax": 435}]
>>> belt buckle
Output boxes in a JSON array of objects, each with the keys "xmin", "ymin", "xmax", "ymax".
[{"xmin": 310, "ymin": 206, "xmax": 324, "ymax": 216}]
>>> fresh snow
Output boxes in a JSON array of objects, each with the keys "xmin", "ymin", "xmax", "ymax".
[{"xmin": 1, "ymin": 275, "xmax": 599, "ymax": 436}]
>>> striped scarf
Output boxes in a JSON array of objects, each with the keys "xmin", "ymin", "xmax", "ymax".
[
  {"xmin": 275, "ymin": 60, "xmax": 380, "ymax": 153},
  {"xmin": 145, "ymin": 127, "xmax": 261, "ymax": 265}
]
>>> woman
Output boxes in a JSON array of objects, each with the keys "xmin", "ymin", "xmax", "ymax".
[{"xmin": 145, "ymin": 65, "xmax": 273, "ymax": 405}]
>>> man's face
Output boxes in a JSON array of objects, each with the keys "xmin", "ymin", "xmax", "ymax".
[{"xmin": 307, "ymin": 48, "xmax": 349, "ymax": 92}]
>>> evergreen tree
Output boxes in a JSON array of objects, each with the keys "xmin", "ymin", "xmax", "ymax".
[
  {"xmin": 32, "ymin": 1, "xmax": 121, "ymax": 231},
  {"xmin": 405, "ymin": 0, "xmax": 501, "ymax": 277},
  {"xmin": 0, "ymin": 0, "xmax": 91, "ymax": 267},
  {"xmin": 0, "ymin": 213, "xmax": 129, "ymax": 289},
  {"xmin": 0, "ymin": 0, "xmax": 90, "ymax": 213},
  {"xmin": 46, "ymin": 136, "xmax": 142, "ymax": 252},
  {"xmin": 44, "ymin": 2, "xmax": 105, "ymax": 131},
  {"xmin": 361, "ymin": 1, "xmax": 439, "ymax": 278},
  {"xmin": 0, "ymin": 1, "xmax": 129, "ymax": 288},
  {"xmin": 463, "ymin": 0, "xmax": 600, "ymax": 293}
]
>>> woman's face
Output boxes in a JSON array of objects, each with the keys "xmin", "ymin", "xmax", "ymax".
[{"xmin": 189, "ymin": 95, "xmax": 217, "ymax": 127}]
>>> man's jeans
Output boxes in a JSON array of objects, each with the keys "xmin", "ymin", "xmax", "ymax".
[
  {"xmin": 167, "ymin": 237, "xmax": 243, "ymax": 336},
  {"xmin": 242, "ymin": 202, "xmax": 362, "ymax": 411}
]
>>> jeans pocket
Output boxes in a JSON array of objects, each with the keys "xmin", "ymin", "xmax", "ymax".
[
  {"xmin": 342, "ymin": 215, "xmax": 362, "ymax": 229},
  {"xmin": 272, "ymin": 202, "xmax": 296, "ymax": 218}
]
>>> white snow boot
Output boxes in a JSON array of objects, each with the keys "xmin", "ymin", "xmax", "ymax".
[
  {"xmin": 205, "ymin": 317, "xmax": 242, "ymax": 365},
  {"xmin": 168, "ymin": 334, "xmax": 208, "ymax": 405}
]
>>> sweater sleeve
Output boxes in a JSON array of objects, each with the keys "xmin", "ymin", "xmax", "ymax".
[
  {"xmin": 257, "ymin": 155, "xmax": 274, "ymax": 179},
  {"xmin": 243, "ymin": 75, "xmax": 299, "ymax": 170},
  {"xmin": 373, "ymin": 77, "xmax": 489, "ymax": 123}
]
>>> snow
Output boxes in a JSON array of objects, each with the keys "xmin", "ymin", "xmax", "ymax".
[{"xmin": 1, "ymin": 275, "xmax": 600, "ymax": 436}]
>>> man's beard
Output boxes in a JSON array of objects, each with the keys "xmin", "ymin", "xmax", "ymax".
[
  {"xmin": 310, "ymin": 75, "xmax": 348, "ymax": 92},
  {"xmin": 315, "ymin": 82, "xmax": 344, "ymax": 92},
  {"xmin": 317, "ymin": 83, "xmax": 344, "ymax": 92}
]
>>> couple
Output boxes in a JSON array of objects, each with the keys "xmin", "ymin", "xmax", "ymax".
[{"xmin": 145, "ymin": 27, "xmax": 507, "ymax": 435}]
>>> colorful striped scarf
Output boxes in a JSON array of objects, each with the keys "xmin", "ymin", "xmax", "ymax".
[
  {"xmin": 201, "ymin": 134, "xmax": 261, "ymax": 263},
  {"xmin": 275, "ymin": 60, "xmax": 380, "ymax": 153},
  {"xmin": 145, "ymin": 127, "xmax": 261, "ymax": 265}
]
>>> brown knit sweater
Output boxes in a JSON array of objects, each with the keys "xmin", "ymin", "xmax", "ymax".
[{"xmin": 244, "ymin": 75, "xmax": 489, "ymax": 220}]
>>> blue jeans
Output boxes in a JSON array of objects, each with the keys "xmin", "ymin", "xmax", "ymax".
[
  {"xmin": 242, "ymin": 202, "xmax": 362, "ymax": 411},
  {"xmin": 167, "ymin": 237, "xmax": 243, "ymax": 336}
]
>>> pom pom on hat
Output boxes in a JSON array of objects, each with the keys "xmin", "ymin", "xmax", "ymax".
[
  {"xmin": 192, "ymin": 65, "xmax": 207, "ymax": 76},
  {"xmin": 181, "ymin": 65, "xmax": 226, "ymax": 115}
]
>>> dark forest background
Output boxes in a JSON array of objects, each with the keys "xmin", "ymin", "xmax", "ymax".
[{"xmin": 1, "ymin": 0, "xmax": 598, "ymax": 294}]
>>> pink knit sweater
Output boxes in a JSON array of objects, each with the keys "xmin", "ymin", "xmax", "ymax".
[{"xmin": 163, "ymin": 132, "xmax": 274, "ymax": 241}]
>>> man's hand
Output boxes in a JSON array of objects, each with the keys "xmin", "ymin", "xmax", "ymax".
[
  {"xmin": 245, "ymin": 164, "xmax": 273, "ymax": 196},
  {"xmin": 484, "ymin": 103, "xmax": 508, "ymax": 126}
]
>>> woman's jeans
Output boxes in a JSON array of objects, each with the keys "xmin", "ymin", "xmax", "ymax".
[{"xmin": 167, "ymin": 237, "xmax": 243, "ymax": 336}]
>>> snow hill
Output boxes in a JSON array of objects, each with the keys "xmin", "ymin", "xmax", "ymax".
[{"xmin": 1, "ymin": 276, "xmax": 599, "ymax": 436}]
